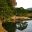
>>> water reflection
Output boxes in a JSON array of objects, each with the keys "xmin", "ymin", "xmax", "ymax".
[
  {"xmin": 2, "ymin": 20, "xmax": 32, "ymax": 32},
  {"xmin": 16, "ymin": 20, "xmax": 32, "ymax": 32},
  {"xmin": 2, "ymin": 22, "xmax": 16, "ymax": 32},
  {"xmin": 16, "ymin": 21, "xmax": 28, "ymax": 30}
]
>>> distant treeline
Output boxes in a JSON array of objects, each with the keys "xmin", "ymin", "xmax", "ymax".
[{"xmin": 15, "ymin": 7, "xmax": 32, "ymax": 16}]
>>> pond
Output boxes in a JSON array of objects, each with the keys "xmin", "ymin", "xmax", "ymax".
[
  {"xmin": 16, "ymin": 20, "xmax": 32, "ymax": 32},
  {"xmin": 2, "ymin": 20, "xmax": 32, "ymax": 32}
]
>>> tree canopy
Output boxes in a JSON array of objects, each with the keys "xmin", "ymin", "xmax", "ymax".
[{"xmin": 0, "ymin": 0, "xmax": 16, "ymax": 18}]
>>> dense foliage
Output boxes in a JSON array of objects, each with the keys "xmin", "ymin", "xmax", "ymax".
[
  {"xmin": 15, "ymin": 7, "xmax": 32, "ymax": 16},
  {"xmin": 0, "ymin": 0, "xmax": 16, "ymax": 18}
]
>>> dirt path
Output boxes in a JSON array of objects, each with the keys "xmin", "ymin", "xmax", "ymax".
[{"xmin": 0, "ymin": 20, "xmax": 7, "ymax": 32}]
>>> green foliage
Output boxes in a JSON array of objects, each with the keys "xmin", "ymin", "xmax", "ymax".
[
  {"xmin": 15, "ymin": 7, "xmax": 32, "ymax": 16},
  {"xmin": 0, "ymin": 0, "xmax": 16, "ymax": 18},
  {"xmin": 15, "ymin": 7, "xmax": 29, "ymax": 16}
]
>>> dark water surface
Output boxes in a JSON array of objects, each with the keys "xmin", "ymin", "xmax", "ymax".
[{"xmin": 16, "ymin": 20, "xmax": 32, "ymax": 32}]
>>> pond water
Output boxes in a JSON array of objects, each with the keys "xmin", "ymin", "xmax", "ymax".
[
  {"xmin": 2, "ymin": 20, "xmax": 32, "ymax": 32},
  {"xmin": 16, "ymin": 20, "xmax": 32, "ymax": 32}
]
